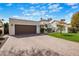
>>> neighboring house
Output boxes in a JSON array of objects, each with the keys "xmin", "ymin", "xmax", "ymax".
[
  {"xmin": 40, "ymin": 19, "xmax": 52, "ymax": 33},
  {"xmin": 0, "ymin": 20, "xmax": 4, "ymax": 35},
  {"xmin": 49, "ymin": 19, "xmax": 71, "ymax": 33},
  {"xmin": 48, "ymin": 20, "xmax": 59, "ymax": 32},
  {"xmin": 40, "ymin": 19, "xmax": 52, "ymax": 29},
  {"xmin": 40, "ymin": 19, "xmax": 71, "ymax": 33},
  {"xmin": 9, "ymin": 18, "xmax": 40, "ymax": 35}
]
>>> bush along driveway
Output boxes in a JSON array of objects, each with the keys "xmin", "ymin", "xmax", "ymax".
[
  {"xmin": 48, "ymin": 33, "xmax": 79, "ymax": 42},
  {"xmin": 0, "ymin": 36, "xmax": 8, "ymax": 48}
]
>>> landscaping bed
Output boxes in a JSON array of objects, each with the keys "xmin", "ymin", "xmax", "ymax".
[
  {"xmin": 48, "ymin": 33, "xmax": 79, "ymax": 42},
  {"xmin": 0, "ymin": 37, "xmax": 8, "ymax": 48}
]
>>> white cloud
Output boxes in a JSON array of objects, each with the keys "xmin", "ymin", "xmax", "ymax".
[
  {"xmin": 48, "ymin": 4, "xmax": 59, "ymax": 9},
  {"xmin": 66, "ymin": 3, "xmax": 78, "ymax": 9},
  {"xmin": 22, "ymin": 10, "xmax": 34, "ymax": 16},
  {"xmin": 22, "ymin": 9, "xmax": 47, "ymax": 18},
  {"xmin": 65, "ymin": 12, "xmax": 73, "ymax": 23},
  {"xmin": 36, "ymin": 5, "xmax": 40, "ymax": 8},
  {"xmin": 0, "ymin": 15, "xmax": 3, "ymax": 19},
  {"xmin": 22, "ymin": 5, "xmax": 47, "ymax": 17},
  {"xmin": 20, "ymin": 5, "xmax": 47, "ymax": 18},
  {"xmin": 6, "ymin": 3, "xmax": 12, "ymax": 6},
  {"xmin": 28, "ymin": 6, "xmax": 36, "ymax": 13},
  {"xmin": 47, "ymin": 3, "xmax": 52, "ymax": 6},
  {"xmin": 72, "ymin": 5, "xmax": 78, "ymax": 9},
  {"xmin": 66, "ymin": 3, "xmax": 77, "ymax": 6},
  {"xmin": 12, "ymin": 15, "xmax": 19, "ymax": 18},
  {"xmin": 40, "ymin": 10, "xmax": 47, "ymax": 15},
  {"xmin": 19, "ymin": 7, "xmax": 25, "ymax": 10},
  {"xmin": 68, "ymin": 13, "xmax": 73, "ymax": 17},
  {"xmin": 45, "ymin": 15, "xmax": 49, "ymax": 17},
  {"xmin": 23, "ymin": 13, "xmax": 31, "ymax": 16},
  {"xmin": 64, "ymin": 12, "xmax": 73, "ymax": 20},
  {"xmin": 11, "ymin": 15, "xmax": 33, "ymax": 20},
  {"xmin": 30, "ymin": 6, "xmax": 35, "ymax": 9},
  {"xmin": 33, "ymin": 11, "xmax": 39, "ymax": 15},
  {"xmin": 40, "ymin": 6, "xmax": 46, "ymax": 10},
  {"xmin": 58, "ymin": 7, "xmax": 63, "ymax": 9},
  {"xmin": 48, "ymin": 4, "xmax": 63, "ymax": 12},
  {"xmin": 45, "ymin": 15, "xmax": 51, "ymax": 18}
]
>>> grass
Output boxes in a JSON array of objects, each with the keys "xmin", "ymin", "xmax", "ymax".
[{"xmin": 48, "ymin": 33, "xmax": 79, "ymax": 42}]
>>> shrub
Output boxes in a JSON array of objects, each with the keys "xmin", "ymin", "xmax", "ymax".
[
  {"xmin": 47, "ymin": 28, "xmax": 52, "ymax": 33},
  {"xmin": 68, "ymin": 27, "xmax": 77, "ymax": 33},
  {"xmin": 40, "ymin": 28, "xmax": 44, "ymax": 33},
  {"xmin": 68, "ymin": 27, "xmax": 72, "ymax": 33},
  {"xmin": 0, "ymin": 29, "xmax": 2, "ymax": 36}
]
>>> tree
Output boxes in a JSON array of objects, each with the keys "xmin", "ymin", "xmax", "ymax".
[
  {"xmin": 57, "ymin": 24, "xmax": 65, "ymax": 33},
  {"xmin": 4, "ymin": 23, "xmax": 9, "ymax": 34},
  {"xmin": 48, "ymin": 18, "xmax": 52, "ymax": 21},
  {"xmin": 0, "ymin": 29, "xmax": 2, "ymax": 36},
  {"xmin": 71, "ymin": 12, "xmax": 79, "ymax": 31}
]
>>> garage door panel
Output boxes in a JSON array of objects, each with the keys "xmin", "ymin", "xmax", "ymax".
[{"xmin": 15, "ymin": 25, "xmax": 36, "ymax": 35}]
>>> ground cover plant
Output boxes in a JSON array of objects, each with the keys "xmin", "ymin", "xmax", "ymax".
[{"xmin": 48, "ymin": 33, "xmax": 79, "ymax": 42}]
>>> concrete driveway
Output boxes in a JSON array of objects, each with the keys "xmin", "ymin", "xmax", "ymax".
[{"xmin": 0, "ymin": 34, "xmax": 79, "ymax": 56}]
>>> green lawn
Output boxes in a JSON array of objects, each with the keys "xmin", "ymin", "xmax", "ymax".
[{"xmin": 48, "ymin": 33, "xmax": 79, "ymax": 42}]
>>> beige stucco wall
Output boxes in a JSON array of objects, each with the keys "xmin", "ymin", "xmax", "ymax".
[
  {"xmin": 0, "ymin": 21, "xmax": 4, "ymax": 35},
  {"xmin": 0, "ymin": 22, "xmax": 2, "ymax": 29},
  {"xmin": 50, "ymin": 21, "xmax": 69, "ymax": 33},
  {"xmin": 9, "ymin": 18, "xmax": 40, "ymax": 35}
]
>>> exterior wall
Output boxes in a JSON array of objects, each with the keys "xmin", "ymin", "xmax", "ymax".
[
  {"xmin": 49, "ymin": 21, "xmax": 69, "ymax": 33},
  {"xmin": 9, "ymin": 24, "xmax": 15, "ymax": 35},
  {"xmin": 64, "ymin": 25, "xmax": 68, "ymax": 33},
  {"xmin": 0, "ymin": 21, "xmax": 4, "ymax": 35},
  {"xmin": 36, "ymin": 25, "xmax": 40, "ymax": 34},
  {"xmin": 56, "ymin": 25, "xmax": 68, "ymax": 33},
  {"xmin": 40, "ymin": 20, "xmax": 50, "ymax": 29},
  {"xmin": 9, "ymin": 18, "xmax": 40, "ymax": 35},
  {"xmin": 50, "ymin": 22, "xmax": 58, "ymax": 32},
  {"xmin": 40, "ymin": 21, "xmax": 49, "ymax": 25},
  {"xmin": 9, "ymin": 18, "xmax": 40, "ymax": 25}
]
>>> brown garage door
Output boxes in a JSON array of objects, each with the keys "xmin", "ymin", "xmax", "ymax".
[{"xmin": 15, "ymin": 25, "xmax": 36, "ymax": 35}]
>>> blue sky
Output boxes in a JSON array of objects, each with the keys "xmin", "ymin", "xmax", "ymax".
[{"xmin": 0, "ymin": 3, "xmax": 79, "ymax": 23}]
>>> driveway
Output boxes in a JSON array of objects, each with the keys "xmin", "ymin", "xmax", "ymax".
[{"xmin": 0, "ymin": 35, "xmax": 79, "ymax": 56}]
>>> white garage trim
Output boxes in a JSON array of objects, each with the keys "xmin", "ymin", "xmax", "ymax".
[{"xmin": 9, "ymin": 18, "xmax": 40, "ymax": 35}]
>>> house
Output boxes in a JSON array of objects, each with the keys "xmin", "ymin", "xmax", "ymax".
[
  {"xmin": 0, "ymin": 20, "xmax": 4, "ymax": 35},
  {"xmin": 49, "ymin": 19, "xmax": 70, "ymax": 33},
  {"xmin": 9, "ymin": 18, "xmax": 40, "ymax": 35},
  {"xmin": 40, "ymin": 18, "xmax": 52, "ymax": 33},
  {"xmin": 48, "ymin": 20, "xmax": 59, "ymax": 32},
  {"xmin": 40, "ymin": 18, "xmax": 52, "ymax": 29},
  {"xmin": 9, "ymin": 18, "xmax": 70, "ymax": 35},
  {"xmin": 40, "ymin": 19, "xmax": 71, "ymax": 33}
]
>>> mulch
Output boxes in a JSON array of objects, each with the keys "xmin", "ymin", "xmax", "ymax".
[{"xmin": 0, "ymin": 37, "xmax": 8, "ymax": 48}]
